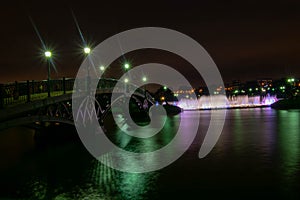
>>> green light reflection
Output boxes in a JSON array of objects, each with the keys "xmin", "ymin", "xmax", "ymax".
[{"xmin": 277, "ymin": 110, "xmax": 300, "ymax": 190}]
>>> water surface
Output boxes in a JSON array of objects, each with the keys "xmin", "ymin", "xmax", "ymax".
[{"xmin": 0, "ymin": 108, "xmax": 299, "ymax": 199}]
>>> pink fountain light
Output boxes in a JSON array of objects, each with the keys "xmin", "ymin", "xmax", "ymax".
[{"xmin": 176, "ymin": 95, "xmax": 278, "ymax": 110}]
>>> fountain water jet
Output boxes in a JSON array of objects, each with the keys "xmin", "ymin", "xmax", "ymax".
[{"xmin": 176, "ymin": 95, "xmax": 278, "ymax": 110}]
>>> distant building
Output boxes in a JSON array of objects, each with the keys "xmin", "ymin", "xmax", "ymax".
[{"xmin": 257, "ymin": 78, "xmax": 272, "ymax": 88}]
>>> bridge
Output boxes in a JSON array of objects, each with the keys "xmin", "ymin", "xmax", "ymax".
[{"xmin": 0, "ymin": 78, "xmax": 155, "ymax": 130}]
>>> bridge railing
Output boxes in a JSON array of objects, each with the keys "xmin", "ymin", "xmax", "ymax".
[
  {"xmin": 0, "ymin": 77, "xmax": 151, "ymax": 108},
  {"xmin": 0, "ymin": 78, "xmax": 75, "ymax": 108}
]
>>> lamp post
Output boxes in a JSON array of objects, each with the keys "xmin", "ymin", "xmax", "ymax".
[
  {"xmin": 124, "ymin": 78, "xmax": 129, "ymax": 93},
  {"xmin": 84, "ymin": 47, "xmax": 91, "ymax": 92},
  {"xmin": 142, "ymin": 76, "xmax": 147, "ymax": 92},
  {"xmin": 45, "ymin": 51, "xmax": 52, "ymax": 97}
]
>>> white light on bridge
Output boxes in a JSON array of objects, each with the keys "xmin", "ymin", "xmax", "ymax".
[
  {"xmin": 45, "ymin": 51, "xmax": 52, "ymax": 58},
  {"xmin": 124, "ymin": 78, "xmax": 129, "ymax": 83},
  {"xmin": 124, "ymin": 63, "xmax": 130, "ymax": 70},
  {"xmin": 142, "ymin": 76, "xmax": 147, "ymax": 82},
  {"xmin": 100, "ymin": 65, "xmax": 105, "ymax": 71},
  {"xmin": 84, "ymin": 47, "xmax": 91, "ymax": 54}
]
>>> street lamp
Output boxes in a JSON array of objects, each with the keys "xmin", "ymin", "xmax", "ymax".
[
  {"xmin": 83, "ymin": 47, "xmax": 91, "ymax": 92},
  {"xmin": 142, "ymin": 76, "xmax": 147, "ymax": 82},
  {"xmin": 142, "ymin": 76, "xmax": 147, "ymax": 92},
  {"xmin": 45, "ymin": 51, "xmax": 52, "ymax": 97},
  {"xmin": 123, "ymin": 78, "xmax": 130, "ymax": 93},
  {"xmin": 124, "ymin": 63, "xmax": 130, "ymax": 70},
  {"xmin": 99, "ymin": 65, "xmax": 105, "ymax": 71},
  {"xmin": 45, "ymin": 51, "xmax": 51, "ymax": 58},
  {"xmin": 84, "ymin": 47, "xmax": 91, "ymax": 54}
]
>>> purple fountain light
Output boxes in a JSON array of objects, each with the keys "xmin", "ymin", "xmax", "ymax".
[{"xmin": 176, "ymin": 95, "xmax": 278, "ymax": 110}]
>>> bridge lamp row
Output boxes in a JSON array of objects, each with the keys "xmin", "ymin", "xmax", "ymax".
[
  {"xmin": 122, "ymin": 77, "xmax": 147, "ymax": 84},
  {"xmin": 44, "ymin": 46, "xmax": 91, "ymax": 58},
  {"xmin": 46, "ymin": 48, "xmax": 132, "ymax": 74}
]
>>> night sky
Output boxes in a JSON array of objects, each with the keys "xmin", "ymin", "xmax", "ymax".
[{"xmin": 1, "ymin": 0, "xmax": 300, "ymax": 84}]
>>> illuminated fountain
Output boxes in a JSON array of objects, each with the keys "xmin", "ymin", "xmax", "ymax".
[
  {"xmin": 198, "ymin": 95, "xmax": 230, "ymax": 109},
  {"xmin": 262, "ymin": 95, "xmax": 278, "ymax": 105},
  {"xmin": 177, "ymin": 95, "xmax": 278, "ymax": 110}
]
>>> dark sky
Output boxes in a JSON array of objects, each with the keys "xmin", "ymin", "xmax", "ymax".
[{"xmin": 1, "ymin": 0, "xmax": 300, "ymax": 84}]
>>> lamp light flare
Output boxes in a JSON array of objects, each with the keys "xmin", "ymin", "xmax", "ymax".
[
  {"xmin": 100, "ymin": 65, "xmax": 105, "ymax": 71},
  {"xmin": 124, "ymin": 63, "xmax": 130, "ymax": 69},
  {"xmin": 287, "ymin": 78, "xmax": 295, "ymax": 82},
  {"xmin": 124, "ymin": 78, "xmax": 129, "ymax": 83},
  {"xmin": 84, "ymin": 47, "xmax": 91, "ymax": 54},
  {"xmin": 142, "ymin": 76, "xmax": 147, "ymax": 82},
  {"xmin": 45, "ymin": 51, "xmax": 52, "ymax": 58}
]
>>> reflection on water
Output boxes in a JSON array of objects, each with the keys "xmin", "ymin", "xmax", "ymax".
[
  {"xmin": 277, "ymin": 110, "xmax": 300, "ymax": 194},
  {"xmin": 0, "ymin": 108, "xmax": 299, "ymax": 199}
]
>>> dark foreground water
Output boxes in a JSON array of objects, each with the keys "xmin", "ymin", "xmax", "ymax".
[{"xmin": 0, "ymin": 108, "xmax": 299, "ymax": 199}]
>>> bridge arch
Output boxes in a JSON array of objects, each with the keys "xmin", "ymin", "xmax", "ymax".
[{"xmin": 0, "ymin": 79, "xmax": 155, "ymax": 131}]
